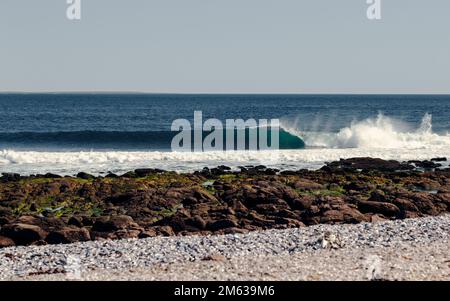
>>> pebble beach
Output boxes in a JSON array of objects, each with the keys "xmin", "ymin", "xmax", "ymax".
[{"xmin": 1, "ymin": 214, "xmax": 448, "ymax": 281}]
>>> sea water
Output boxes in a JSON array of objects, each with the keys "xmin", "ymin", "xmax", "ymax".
[{"xmin": 0, "ymin": 93, "xmax": 449, "ymax": 175}]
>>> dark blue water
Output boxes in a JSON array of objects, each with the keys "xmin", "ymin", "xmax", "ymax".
[{"xmin": 0, "ymin": 94, "xmax": 449, "ymax": 150}]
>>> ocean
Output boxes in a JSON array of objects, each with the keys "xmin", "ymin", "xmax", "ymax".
[{"xmin": 1, "ymin": 93, "xmax": 449, "ymax": 175}]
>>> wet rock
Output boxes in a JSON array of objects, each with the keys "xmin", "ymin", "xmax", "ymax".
[
  {"xmin": 431, "ymin": 157, "xmax": 447, "ymax": 162},
  {"xmin": 76, "ymin": 172, "xmax": 95, "ymax": 180},
  {"xmin": 326, "ymin": 157, "xmax": 414, "ymax": 172},
  {"xmin": 134, "ymin": 168, "xmax": 165, "ymax": 177},
  {"xmin": 43, "ymin": 173, "xmax": 62, "ymax": 179},
  {"xmin": 409, "ymin": 160, "xmax": 441, "ymax": 169},
  {"xmin": 1, "ymin": 173, "xmax": 21, "ymax": 182}
]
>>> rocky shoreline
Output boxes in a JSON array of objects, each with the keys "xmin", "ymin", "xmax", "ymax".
[{"xmin": 0, "ymin": 157, "xmax": 449, "ymax": 248}]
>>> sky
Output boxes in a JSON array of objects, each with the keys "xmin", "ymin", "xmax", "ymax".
[{"xmin": 0, "ymin": 0, "xmax": 449, "ymax": 94}]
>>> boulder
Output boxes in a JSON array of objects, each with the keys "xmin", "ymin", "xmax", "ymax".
[
  {"xmin": 134, "ymin": 168, "xmax": 165, "ymax": 177},
  {"xmin": 0, "ymin": 236, "xmax": 15, "ymax": 248},
  {"xmin": 1, "ymin": 173, "xmax": 21, "ymax": 182},
  {"xmin": 274, "ymin": 217, "xmax": 305, "ymax": 227},
  {"xmin": 293, "ymin": 180, "xmax": 323, "ymax": 190},
  {"xmin": 186, "ymin": 215, "xmax": 207, "ymax": 230},
  {"xmin": 154, "ymin": 226, "xmax": 175, "ymax": 236},
  {"xmin": 68, "ymin": 216, "xmax": 84, "ymax": 227},
  {"xmin": 76, "ymin": 172, "xmax": 95, "ymax": 180},
  {"xmin": 45, "ymin": 227, "xmax": 91, "ymax": 244},
  {"xmin": 207, "ymin": 218, "xmax": 239, "ymax": 231},
  {"xmin": 289, "ymin": 197, "xmax": 313, "ymax": 210},
  {"xmin": 341, "ymin": 206, "xmax": 368, "ymax": 223},
  {"xmin": 43, "ymin": 173, "xmax": 62, "ymax": 178},
  {"xmin": 431, "ymin": 157, "xmax": 447, "ymax": 162},
  {"xmin": 325, "ymin": 157, "xmax": 414, "ymax": 172},
  {"xmin": 1, "ymin": 223, "xmax": 47, "ymax": 245},
  {"xmin": 368, "ymin": 190, "xmax": 387, "ymax": 202},
  {"xmin": 358, "ymin": 200, "xmax": 400, "ymax": 217},
  {"xmin": 392, "ymin": 198, "xmax": 419, "ymax": 212},
  {"xmin": 222, "ymin": 227, "xmax": 249, "ymax": 234},
  {"xmin": 92, "ymin": 215, "xmax": 138, "ymax": 232},
  {"xmin": 320, "ymin": 210, "xmax": 344, "ymax": 223}
]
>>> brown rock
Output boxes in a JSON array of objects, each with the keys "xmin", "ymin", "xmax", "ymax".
[
  {"xmin": 392, "ymin": 198, "xmax": 419, "ymax": 212},
  {"xmin": 0, "ymin": 236, "xmax": 15, "ymax": 248},
  {"xmin": 368, "ymin": 190, "xmax": 387, "ymax": 202},
  {"xmin": 92, "ymin": 215, "xmax": 138, "ymax": 232},
  {"xmin": 68, "ymin": 216, "xmax": 84, "ymax": 227},
  {"xmin": 1, "ymin": 223, "xmax": 47, "ymax": 245},
  {"xmin": 138, "ymin": 228, "xmax": 158, "ymax": 238},
  {"xmin": 290, "ymin": 197, "xmax": 313, "ymax": 210},
  {"xmin": 370, "ymin": 214, "xmax": 387, "ymax": 222},
  {"xmin": 115, "ymin": 229, "xmax": 141, "ymax": 239},
  {"xmin": 222, "ymin": 227, "xmax": 249, "ymax": 234},
  {"xmin": 207, "ymin": 218, "xmax": 239, "ymax": 231},
  {"xmin": 155, "ymin": 225, "xmax": 175, "ymax": 236},
  {"xmin": 341, "ymin": 206, "xmax": 368, "ymax": 223},
  {"xmin": 187, "ymin": 215, "xmax": 207, "ymax": 230},
  {"xmin": 16, "ymin": 215, "xmax": 40, "ymax": 225},
  {"xmin": 293, "ymin": 180, "xmax": 323, "ymax": 190},
  {"xmin": 45, "ymin": 227, "xmax": 91, "ymax": 244},
  {"xmin": 274, "ymin": 217, "xmax": 305, "ymax": 227},
  {"xmin": 358, "ymin": 200, "xmax": 400, "ymax": 217},
  {"xmin": 320, "ymin": 210, "xmax": 344, "ymax": 223}
]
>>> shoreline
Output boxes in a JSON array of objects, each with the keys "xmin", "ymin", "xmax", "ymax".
[
  {"xmin": 0, "ymin": 157, "xmax": 449, "ymax": 248},
  {"xmin": 1, "ymin": 147, "xmax": 450, "ymax": 176}
]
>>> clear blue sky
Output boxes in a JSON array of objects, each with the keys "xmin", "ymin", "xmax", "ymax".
[{"xmin": 1, "ymin": 0, "xmax": 449, "ymax": 93}]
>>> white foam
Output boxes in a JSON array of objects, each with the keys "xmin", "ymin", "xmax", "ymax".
[
  {"xmin": 284, "ymin": 113, "xmax": 450, "ymax": 149},
  {"xmin": 0, "ymin": 147, "xmax": 449, "ymax": 175}
]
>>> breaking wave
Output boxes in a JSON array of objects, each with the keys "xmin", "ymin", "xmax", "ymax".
[
  {"xmin": 0, "ymin": 113, "xmax": 449, "ymax": 175},
  {"xmin": 283, "ymin": 113, "xmax": 450, "ymax": 149}
]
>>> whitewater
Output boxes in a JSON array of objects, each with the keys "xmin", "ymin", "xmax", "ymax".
[{"xmin": 1, "ymin": 113, "xmax": 449, "ymax": 175}]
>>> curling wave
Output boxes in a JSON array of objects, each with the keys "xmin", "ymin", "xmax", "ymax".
[{"xmin": 283, "ymin": 113, "xmax": 450, "ymax": 149}]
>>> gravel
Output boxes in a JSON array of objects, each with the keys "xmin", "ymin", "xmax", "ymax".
[{"xmin": 1, "ymin": 215, "xmax": 449, "ymax": 281}]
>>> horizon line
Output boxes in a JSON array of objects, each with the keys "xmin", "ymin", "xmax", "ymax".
[{"xmin": 1, "ymin": 91, "xmax": 450, "ymax": 96}]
